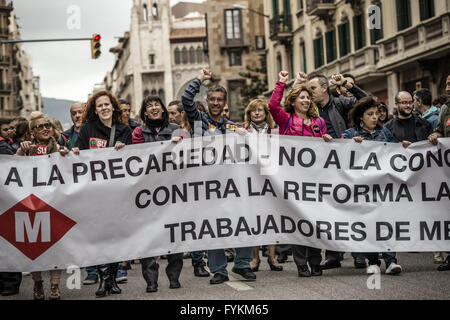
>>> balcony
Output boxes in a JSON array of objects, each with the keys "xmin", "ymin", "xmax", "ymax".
[
  {"xmin": 269, "ymin": 14, "xmax": 293, "ymax": 42},
  {"xmin": 377, "ymin": 12, "xmax": 450, "ymax": 71},
  {"xmin": 313, "ymin": 46, "xmax": 382, "ymax": 83},
  {"xmin": 0, "ymin": 82, "xmax": 12, "ymax": 92},
  {"xmin": 0, "ymin": 55, "xmax": 10, "ymax": 65},
  {"xmin": 306, "ymin": 0, "xmax": 335, "ymax": 18}
]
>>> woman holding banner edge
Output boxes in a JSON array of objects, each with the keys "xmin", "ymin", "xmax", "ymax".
[
  {"xmin": 341, "ymin": 95, "xmax": 403, "ymax": 275},
  {"xmin": 268, "ymin": 71, "xmax": 332, "ymax": 277},
  {"xmin": 132, "ymin": 94, "xmax": 184, "ymax": 293},
  {"xmin": 72, "ymin": 90, "xmax": 132, "ymax": 298}
]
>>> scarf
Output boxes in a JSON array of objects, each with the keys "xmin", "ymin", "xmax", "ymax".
[{"xmin": 250, "ymin": 121, "xmax": 269, "ymax": 133}]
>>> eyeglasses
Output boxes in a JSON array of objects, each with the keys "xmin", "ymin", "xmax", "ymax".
[
  {"xmin": 1, "ymin": 128, "xmax": 9, "ymax": 132},
  {"xmin": 34, "ymin": 123, "xmax": 52, "ymax": 131},
  {"xmin": 207, "ymin": 97, "xmax": 225, "ymax": 103},
  {"xmin": 397, "ymin": 101, "xmax": 413, "ymax": 105}
]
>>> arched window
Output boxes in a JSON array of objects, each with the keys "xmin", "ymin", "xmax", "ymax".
[
  {"xmin": 276, "ymin": 53, "xmax": 282, "ymax": 74},
  {"xmin": 151, "ymin": 89, "xmax": 157, "ymax": 96},
  {"xmin": 182, "ymin": 47, "xmax": 188, "ymax": 64},
  {"xmin": 143, "ymin": 90, "xmax": 150, "ymax": 98},
  {"xmin": 143, "ymin": 4, "xmax": 148, "ymax": 22},
  {"xmin": 196, "ymin": 47, "xmax": 203, "ymax": 63},
  {"xmin": 174, "ymin": 48, "xmax": 181, "ymax": 64},
  {"xmin": 189, "ymin": 47, "xmax": 196, "ymax": 64},
  {"xmin": 152, "ymin": 3, "xmax": 158, "ymax": 19}
]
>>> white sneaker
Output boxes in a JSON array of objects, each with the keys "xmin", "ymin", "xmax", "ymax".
[
  {"xmin": 367, "ymin": 264, "xmax": 380, "ymax": 274},
  {"xmin": 385, "ymin": 263, "xmax": 402, "ymax": 275}
]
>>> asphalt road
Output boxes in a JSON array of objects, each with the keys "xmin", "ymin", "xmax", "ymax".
[{"xmin": 1, "ymin": 252, "xmax": 449, "ymax": 301}]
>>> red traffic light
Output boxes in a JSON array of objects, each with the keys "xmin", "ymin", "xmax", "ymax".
[{"xmin": 94, "ymin": 34, "xmax": 101, "ymax": 41}]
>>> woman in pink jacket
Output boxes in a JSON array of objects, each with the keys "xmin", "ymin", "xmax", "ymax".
[{"xmin": 268, "ymin": 71, "xmax": 332, "ymax": 278}]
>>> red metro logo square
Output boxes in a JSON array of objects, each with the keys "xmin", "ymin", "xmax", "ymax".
[{"xmin": 0, "ymin": 194, "xmax": 76, "ymax": 260}]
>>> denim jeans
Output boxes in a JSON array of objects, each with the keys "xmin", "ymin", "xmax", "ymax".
[
  {"xmin": 85, "ymin": 266, "xmax": 98, "ymax": 276},
  {"xmin": 207, "ymin": 247, "xmax": 252, "ymax": 276},
  {"xmin": 191, "ymin": 251, "xmax": 206, "ymax": 267},
  {"xmin": 382, "ymin": 252, "xmax": 397, "ymax": 267}
]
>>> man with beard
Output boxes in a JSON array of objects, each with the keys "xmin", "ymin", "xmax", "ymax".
[{"xmin": 385, "ymin": 91, "xmax": 432, "ymax": 148}]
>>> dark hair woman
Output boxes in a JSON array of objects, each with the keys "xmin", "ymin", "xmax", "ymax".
[
  {"xmin": 341, "ymin": 96, "xmax": 402, "ymax": 275},
  {"xmin": 72, "ymin": 90, "xmax": 132, "ymax": 298},
  {"xmin": 377, "ymin": 102, "xmax": 391, "ymax": 126},
  {"xmin": 132, "ymin": 95, "xmax": 184, "ymax": 293}
]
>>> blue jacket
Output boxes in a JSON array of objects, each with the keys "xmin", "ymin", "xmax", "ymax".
[
  {"xmin": 422, "ymin": 106, "xmax": 440, "ymax": 130},
  {"xmin": 341, "ymin": 125, "xmax": 397, "ymax": 142},
  {"xmin": 181, "ymin": 78, "xmax": 240, "ymax": 136}
]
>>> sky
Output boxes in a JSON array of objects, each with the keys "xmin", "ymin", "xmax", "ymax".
[{"xmin": 13, "ymin": 0, "xmax": 203, "ymax": 102}]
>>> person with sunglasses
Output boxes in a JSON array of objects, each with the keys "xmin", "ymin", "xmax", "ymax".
[
  {"xmin": 15, "ymin": 112, "xmax": 69, "ymax": 299},
  {"xmin": 269, "ymin": 71, "xmax": 332, "ymax": 278}
]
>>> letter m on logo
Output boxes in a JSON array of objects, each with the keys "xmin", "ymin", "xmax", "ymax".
[
  {"xmin": 15, "ymin": 211, "xmax": 51, "ymax": 243},
  {"xmin": 0, "ymin": 194, "xmax": 76, "ymax": 260}
]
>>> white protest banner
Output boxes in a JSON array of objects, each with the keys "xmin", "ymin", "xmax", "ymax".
[{"xmin": 0, "ymin": 135, "xmax": 449, "ymax": 272}]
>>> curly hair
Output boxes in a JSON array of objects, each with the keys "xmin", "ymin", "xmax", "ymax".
[
  {"xmin": 82, "ymin": 91, "xmax": 124, "ymax": 125},
  {"xmin": 244, "ymin": 98, "xmax": 276, "ymax": 129},
  {"xmin": 283, "ymin": 84, "xmax": 319, "ymax": 118},
  {"xmin": 349, "ymin": 96, "xmax": 380, "ymax": 128}
]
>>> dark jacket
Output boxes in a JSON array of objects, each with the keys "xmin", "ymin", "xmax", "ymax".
[
  {"xmin": 434, "ymin": 103, "xmax": 450, "ymax": 138},
  {"xmin": 58, "ymin": 125, "xmax": 78, "ymax": 150},
  {"xmin": 75, "ymin": 120, "xmax": 132, "ymax": 151},
  {"xmin": 132, "ymin": 123, "xmax": 180, "ymax": 143},
  {"xmin": 181, "ymin": 78, "xmax": 240, "ymax": 136},
  {"xmin": 341, "ymin": 125, "xmax": 397, "ymax": 142},
  {"xmin": 0, "ymin": 137, "xmax": 15, "ymax": 155},
  {"xmin": 384, "ymin": 114, "xmax": 432, "ymax": 142},
  {"xmin": 128, "ymin": 119, "xmax": 141, "ymax": 132},
  {"xmin": 323, "ymin": 85, "xmax": 369, "ymax": 138}
]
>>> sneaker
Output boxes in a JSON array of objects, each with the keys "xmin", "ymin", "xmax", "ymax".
[
  {"xmin": 116, "ymin": 269, "xmax": 128, "ymax": 283},
  {"xmin": 367, "ymin": 264, "xmax": 380, "ymax": 274},
  {"xmin": 82, "ymin": 273, "xmax": 98, "ymax": 285},
  {"xmin": 385, "ymin": 263, "xmax": 402, "ymax": 275}
]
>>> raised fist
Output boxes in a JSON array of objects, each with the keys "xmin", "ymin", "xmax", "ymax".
[
  {"xmin": 293, "ymin": 72, "xmax": 308, "ymax": 86},
  {"xmin": 279, "ymin": 71, "xmax": 289, "ymax": 83},
  {"xmin": 199, "ymin": 69, "xmax": 212, "ymax": 83}
]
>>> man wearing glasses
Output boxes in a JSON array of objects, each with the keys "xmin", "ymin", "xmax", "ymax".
[
  {"xmin": 385, "ymin": 91, "xmax": 432, "ymax": 148},
  {"xmin": 181, "ymin": 69, "xmax": 255, "ymax": 285}
]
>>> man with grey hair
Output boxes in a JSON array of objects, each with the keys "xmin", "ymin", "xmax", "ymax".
[
  {"xmin": 58, "ymin": 102, "xmax": 84, "ymax": 150},
  {"xmin": 304, "ymin": 72, "xmax": 369, "ymax": 270}
]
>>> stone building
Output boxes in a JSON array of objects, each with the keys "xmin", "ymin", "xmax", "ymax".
[
  {"xmin": 204, "ymin": 0, "xmax": 266, "ymax": 122},
  {"xmin": 263, "ymin": 0, "xmax": 450, "ymax": 110},
  {"xmin": 0, "ymin": 1, "xmax": 42, "ymax": 121},
  {"xmin": 104, "ymin": 0, "xmax": 209, "ymax": 116}
]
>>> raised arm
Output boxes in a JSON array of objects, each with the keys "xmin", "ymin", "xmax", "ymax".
[{"xmin": 268, "ymin": 71, "xmax": 290, "ymax": 132}]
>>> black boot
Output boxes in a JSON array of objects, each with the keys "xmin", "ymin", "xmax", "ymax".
[
  {"xmin": 109, "ymin": 263, "xmax": 122, "ymax": 294},
  {"xmin": 141, "ymin": 257, "xmax": 159, "ymax": 293},
  {"xmin": 95, "ymin": 265, "xmax": 111, "ymax": 298}
]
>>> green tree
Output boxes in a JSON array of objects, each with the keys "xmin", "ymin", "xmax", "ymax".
[{"xmin": 238, "ymin": 55, "xmax": 268, "ymax": 119}]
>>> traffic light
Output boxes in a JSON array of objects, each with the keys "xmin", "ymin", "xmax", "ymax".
[{"xmin": 91, "ymin": 34, "xmax": 101, "ymax": 59}]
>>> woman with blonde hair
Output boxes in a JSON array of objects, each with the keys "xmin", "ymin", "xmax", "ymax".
[
  {"xmin": 16, "ymin": 112, "xmax": 69, "ymax": 299},
  {"xmin": 268, "ymin": 71, "xmax": 332, "ymax": 278},
  {"xmin": 243, "ymin": 98, "xmax": 282, "ymax": 272}
]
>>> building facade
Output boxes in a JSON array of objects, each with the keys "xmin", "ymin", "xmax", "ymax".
[
  {"xmin": 264, "ymin": 0, "xmax": 450, "ymax": 110},
  {"xmin": 0, "ymin": 0, "xmax": 42, "ymax": 121},
  {"xmin": 204, "ymin": 0, "xmax": 266, "ymax": 122},
  {"xmin": 104, "ymin": 0, "xmax": 209, "ymax": 116}
]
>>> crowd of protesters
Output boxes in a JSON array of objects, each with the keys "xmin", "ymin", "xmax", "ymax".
[{"xmin": 0, "ymin": 69, "xmax": 449, "ymax": 300}]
